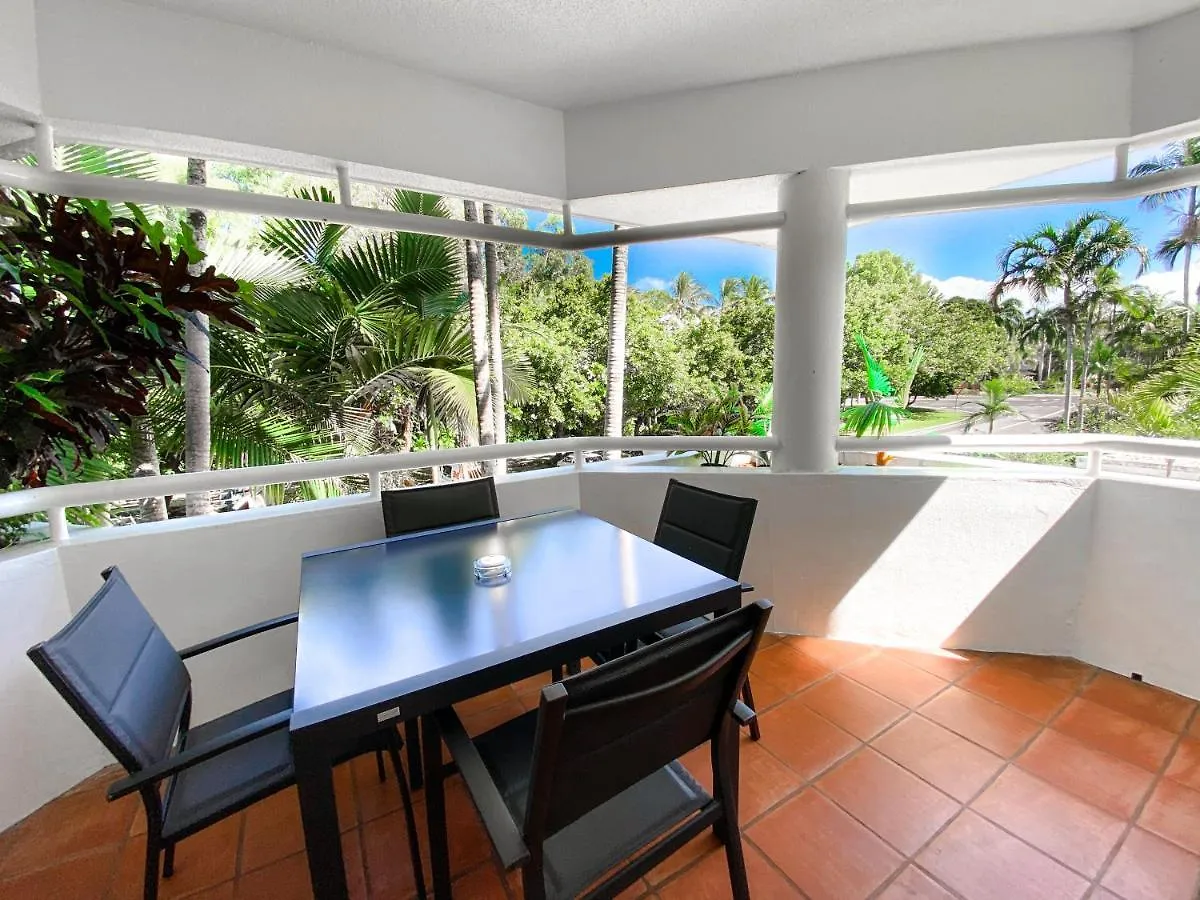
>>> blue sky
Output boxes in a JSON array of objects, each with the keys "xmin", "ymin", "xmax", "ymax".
[{"xmin": 528, "ymin": 151, "xmax": 1195, "ymax": 305}]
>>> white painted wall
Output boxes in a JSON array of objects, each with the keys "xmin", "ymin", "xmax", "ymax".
[
  {"xmin": 1132, "ymin": 8, "xmax": 1200, "ymax": 138},
  {"xmin": 563, "ymin": 36, "xmax": 1133, "ymax": 198},
  {"xmin": 1078, "ymin": 477, "xmax": 1200, "ymax": 700},
  {"xmin": 0, "ymin": 546, "xmax": 110, "ymax": 829},
  {"xmin": 0, "ymin": 0, "xmax": 41, "ymax": 118},
  {"xmin": 33, "ymin": 0, "xmax": 566, "ymax": 201},
  {"xmin": 577, "ymin": 467, "xmax": 1094, "ymax": 654}
]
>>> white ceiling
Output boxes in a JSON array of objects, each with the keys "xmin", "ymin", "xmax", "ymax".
[{"xmin": 124, "ymin": 0, "xmax": 1199, "ymax": 109}]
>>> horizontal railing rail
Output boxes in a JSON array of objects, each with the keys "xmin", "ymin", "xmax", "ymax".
[
  {"xmin": 6, "ymin": 432, "xmax": 1200, "ymax": 543},
  {"xmin": 0, "ymin": 437, "xmax": 778, "ymax": 537}
]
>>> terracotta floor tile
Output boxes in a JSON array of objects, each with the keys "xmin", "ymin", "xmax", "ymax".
[
  {"xmin": 108, "ymin": 814, "xmax": 242, "ymax": 900},
  {"xmin": 1016, "ymin": 729, "xmax": 1155, "ymax": 820},
  {"xmin": 842, "ymin": 654, "xmax": 947, "ymax": 709},
  {"xmin": 748, "ymin": 790, "xmax": 902, "ymax": 900},
  {"xmin": 362, "ymin": 807, "xmax": 427, "ymax": 899},
  {"xmin": 340, "ymin": 828, "xmax": 369, "ymax": 900},
  {"xmin": 241, "ymin": 787, "xmax": 306, "ymax": 874},
  {"xmin": 872, "ymin": 715, "xmax": 1005, "ymax": 802},
  {"xmin": 450, "ymin": 862, "xmax": 509, "ymax": 899},
  {"xmin": 678, "ymin": 740, "xmax": 801, "ymax": 825},
  {"xmin": 1166, "ymin": 736, "xmax": 1200, "ymax": 791},
  {"xmin": 798, "ymin": 674, "xmax": 906, "ymax": 741},
  {"xmin": 1189, "ymin": 715, "xmax": 1200, "ymax": 738},
  {"xmin": 971, "ymin": 767, "xmax": 1124, "ymax": 877},
  {"xmin": 1101, "ymin": 828, "xmax": 1200, "ymax": 900},
  {"xmin": 177, "ymin": 882, "xmax": 236, "ymax": 900},
  {"xmin": 334, "ymin": 761, "xmax": 358, "ymax": 833},
  {"xmin": 745, "ymin": 672, "xmax": 791, "ymax": 713},
  {"xmin": 454, "ymin": 684, "xmax": 520, "ymax": 717},
  {"xmin": 960, "ymin": 661, "xmax": 1073, "ymax": 723},
  {"xmin": 749, "ymin": 643, "xmax": 831, "ymax": 696},
  {"xmin": 0, "ymin": 847, "xmax": 116, "ymax": 900},
  {"xmin": 235, "ymin": 851, "xmax": 313, "ymax": 900},
  {"xmin": 882, "ymin": 647, "xmax": 985, "ymax": 682},
  {"xmin": 920, "ymin": 686, "xmax": 1041, "ymax": 757},
  {"xmin": 876, "ymin": 866, "xmax": 957, "ymax": 900},
  {"xmin": 987, "ymin": 654, "xmax": 1096, "ymax": 694},
  {"xmin": 461, "ymin": 697, "xmax": 526, "ymax": 737},
  {"xmin": 817, "ymin": 748, "xmax": 959, "ymax": 855},
  {"xmin": 1139, "ymin": 778, "xmax": 1200, "ymax": 855},
  {"xmin": 645, "ymin": 832, "xmax": 723, "ymax": 886},
  {"xmin": 781, "ymin": 636, "xmax": 876, "ymax": 670},
  {"xmin": 352, "ymin": 751, "xmax": 418, "ymax": 824},
  {"xmin": 657, "ymin": 842, "xmax": 802, "ymax": 899},
  {"xmin": 917, "ymin": 810, "xmax": 1088, "ymax": 900},
  {"xmin": 1053, "ymin": 698, "xmax": 1177, "ymax": 772},
  {"xmin": 1082, "ymin": 672, "xmax": 1196, "ymax": 733},
  {"xmin": 0, "ymin": 783, "xmax": 135, "ymax": 879},
  {"xmin": 757, "ymin": 697, "xmax": 860, "ymax": 781}
]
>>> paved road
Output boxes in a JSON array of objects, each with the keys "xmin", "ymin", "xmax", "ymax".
[{"xmin": 917, "ymin": 393, "xmax": 1066, "ymax": 435}]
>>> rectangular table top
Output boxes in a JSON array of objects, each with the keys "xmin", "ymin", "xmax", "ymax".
[{"xmin": 291, "ymin": 509, "xmax": 740, "ymax": 734}]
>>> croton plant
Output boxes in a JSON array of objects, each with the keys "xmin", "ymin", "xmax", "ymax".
[{"xmin": 0, "ymin": 190, "xmax": 250, "ymax": 487}]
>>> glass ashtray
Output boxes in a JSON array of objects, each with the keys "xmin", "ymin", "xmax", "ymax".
[{"xmin": 473, "ymin": 554, "xmax": 512, "ymax": 585}]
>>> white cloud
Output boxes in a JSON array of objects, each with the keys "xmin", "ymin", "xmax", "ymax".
[
  {"xmin": 1134, "ymin": 263, "xmax": 1200, "ymax": 305},
  {"xmin": 633, "ymin": 276, "xmax": 669, "ymax": 292},
  {"xmin": 922, "ymin": 274, "xmax": 994, "ymax": 301}
]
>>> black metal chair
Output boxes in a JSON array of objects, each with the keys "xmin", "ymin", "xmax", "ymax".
[
  {"xmin": 27, "ymin": 567, "xmax": 426, "ymax": 900},
  {"xmin": 381, "ymin": 476, "xmax": 500, "ymax": 538},
  {"xmin": 381, "ymin": 476, "xmax": 502, "ymax": 786},
  {"xmin": 437, "ymin": 598, "xmax": 772, "ymax": 900}
]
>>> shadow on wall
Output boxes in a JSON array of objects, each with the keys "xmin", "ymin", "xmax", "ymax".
[{"xmin": 577, "ymin": 467, "xmax": 1096, "ymax": 657}]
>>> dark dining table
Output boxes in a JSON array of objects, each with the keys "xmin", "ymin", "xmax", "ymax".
[{"xmin": 290, "ymin": 508, "xmax": 742, "ymax": 900}]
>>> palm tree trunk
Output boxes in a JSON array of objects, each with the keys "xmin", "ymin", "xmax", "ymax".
[
  {"xmin": 184, "ymin": 158, "xmax": 213, "ymax": 516},
  {"xmin": 604, "ymin": 229, "xmax": 629, "ymax": 461},
  {"xmin": 481, "ymin": 204, "xmax": 506, "ymax": 474},
  {"xmin": 1184, "ymin": 187, "xmax": 1195, "ymax": 334},
  {"xmin": 1062, "ymin": 327, "xmax": 1075, "ymax": 429},
  {"xmin": 1077, "ymin": 313, "xmax": 1094, "ymax": 432},
  {"xmin": 129, "ymin": 416, "xmax": 167, "ymax": 522},
  {"xmin": 462, "ymin": 201, "xmax": 495, "ymax": 465}
]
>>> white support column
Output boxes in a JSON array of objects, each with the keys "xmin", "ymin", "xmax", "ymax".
[
  {"xmin": 33, "ymin": 123, "xmax": 54, "ymax": 169},
  {"xmin": 1114, "ymin": 144, "xmax": 1130, "ymax": 181},
  {"xmin": 771, "ymin": 169, "xmax": 849, "ymax": 473},
  {"xmin": 336, "ymin": 164, "xmax": 353, "ymax": 206}
]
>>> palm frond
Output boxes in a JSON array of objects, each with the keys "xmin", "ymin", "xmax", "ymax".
[{"xmin": 259, "ymin": 186, "xmax": 347, "ymax": 271}]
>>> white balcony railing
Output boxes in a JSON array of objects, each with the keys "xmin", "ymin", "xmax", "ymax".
[{"xmin": 6, "ymin": 432, "xmax": 1200, "ymax": 543}]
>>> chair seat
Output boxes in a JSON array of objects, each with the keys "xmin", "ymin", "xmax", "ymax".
[
  {"xmin": 162, "ymin": 690, "xmax": 295, "ymax": 840},
  {"xmin": 474, "ymin": 711, "xmax": 710, "ymax": 900}
]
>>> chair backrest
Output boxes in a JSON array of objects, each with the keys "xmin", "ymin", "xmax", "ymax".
[
  {"xmin": 653, "ymin": 478, "xmax": 758, "ymax": 580},
  {"xmin": 524, "ymin": 599, "xmax": 771, "ymax": 838},
  {"xmin": 27, "ymin": 567, "xmax": 190, "ymax": 774},
  {"xmin": 380, "ymin": 477, "xmax": 500, "ymax": 537}
]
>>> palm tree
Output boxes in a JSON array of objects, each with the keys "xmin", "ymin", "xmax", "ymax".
[
  {"xmin": 740, "ymin": 275, "xmax": 773, "ymax": 305},
  {"xmin": 993, "ymin": 213, "xmax": 1147, "ymax": 428},
  {"xmin": 669, "ymin": 272, "xmax": 712, "ymax": 318},
  {"xmin": 719, "ymin": 277, "xmax": 743, "ymax": 306},
  {"xmin": 604, "ymin": 228, "xmax": 629, "ymax": 460},
  {"xmin": 217, "ymin": 188, "xmax": 480, "ymax": 475},
  {"xmin": 184, "ymin": 158, "xmax": 213, "ymax": 515},
  {"xmin": 461, "ymin": 201, "xmax": 495, "ymax": 460},
  {"xmin": 481, "ymin": 204, "xmax": 506, "ymax": 472},
  {"xmin": 1131, "ymin": 138, "xmax": 1200, "ymax": 333},
  {"xmin": 962, "ymin": 381, "xmax": 1018, "ymax": 434}
]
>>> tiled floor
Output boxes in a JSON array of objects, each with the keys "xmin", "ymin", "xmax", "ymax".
[{"xmin": 4, "ymin": 637, "xmax": 1200, "ymax": 899}]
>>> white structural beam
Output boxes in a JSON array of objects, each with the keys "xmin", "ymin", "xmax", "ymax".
[
  {"xmin": 848, "ymin": 162, "xmax": 1200, "ymax": 223},
  {"xmin": 772, "ymin": 169, "xmax": 849, "ymax": 473}
]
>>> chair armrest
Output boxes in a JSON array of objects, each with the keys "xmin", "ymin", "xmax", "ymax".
[
  {"xmin": 179, "ymin": 612, "xmax": 299, "ymax": 659},
  {"xmin": 107, "ymin": 709, "xmax": 292, "ymax": 801},
  {"xmin": 732, "ymin": 699, "xmax": 756, "ymax": 727},
  {"xmin": 434, "ymin": 707, "xmax": 530, "ymax": 870},
  {"xmin": 739, "ymin": 582, "xmax": 754, "ymax": 594}
]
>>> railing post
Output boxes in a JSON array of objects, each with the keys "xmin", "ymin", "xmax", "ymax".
[
  {"xmin": 48, "ymin": 507, "xmax": 69, "ymax": 543},
  {"xmin": 34, "ymin": 123, "xmax": 55, "ymax": 169},
  {"xmin": 1087, "ymin": 450, "xmax": 1103, "ymax": 478},
  {"xmin": 336, "ymin": 163, "xmax": 352, "ymax": 206},
  {"xmin": 573, "ymin": 450, "xmax": 586, "ymax": 471},
  {"xmin": 368, "ymin": 471, "xmax": 382, "ymax": 498}
]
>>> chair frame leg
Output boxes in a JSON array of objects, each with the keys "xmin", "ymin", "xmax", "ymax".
[
  {"xmin": 161, "ymin": 841, "xmax": 176, "ymax": 878},
  {"xmin": 713, "ymin": 719, "xmax": 749, "ymax": 900},
  {"xmin": 143, "ymin": 832, "xmax": 161, "ymax": 900},
  {"xmin": 387, "ymin": 731, "xmax": 427, "ymax": 900},
  {"xmin": 374, "ymin": 747, "xmax": 387, "ymax": 783},
  {"xmin": 405, "ymin": 718, "xmax": 423, "ymax": 791},
  {"xmin": 741, "ymin": 679, "xmax": 761, "ymax": 741}
]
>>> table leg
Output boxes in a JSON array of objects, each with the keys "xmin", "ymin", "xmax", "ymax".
[
  {"xmin": 421, "ymin": 713, "xmax": 452, "ymax": 899},
  {"xmin": 405, "ymin": 718, "xmax": 424, "ymax": 790},
  {"xmin": 294, "ymin": 738, "xmax": 349, "ymax": 900}
]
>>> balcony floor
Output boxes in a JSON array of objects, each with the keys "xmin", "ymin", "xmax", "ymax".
[{"xmin": 3, "ymin": 637, "xmax": 1200, "ymax": 899}]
